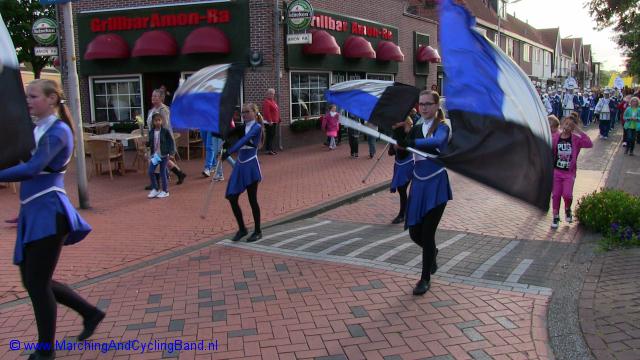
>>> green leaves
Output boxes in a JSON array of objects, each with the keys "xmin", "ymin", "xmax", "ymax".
[{"xmin": 0, "ymin": 0, "xmax": 55, "ymax": 78}]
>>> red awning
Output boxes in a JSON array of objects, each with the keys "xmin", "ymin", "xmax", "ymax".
[
  {"xmin": 416, "ymin": 45, "xmax": 441, "ymax": 63},
  {"xmin": 303, "ymin": 30, "xmax": 341, "ymax": 56},
  {"xmin": 376, "ymin": 41, "xmax": 404, "ymax": 62},
  {"xmin": 182, "ymin": 27, "xmax": 230, "ymax": 55},
  {"xmin": 343, "ymin": 36, "xmax": 376, "ymax": 59},
  {"xmin": 132, "ymin": 30, "xmax": 178, "ymax": 57},
  {"xmin": 84, "ymin": 34, "xmax": 130, "ymax": 60}
]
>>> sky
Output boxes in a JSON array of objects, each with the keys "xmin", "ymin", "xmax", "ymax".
[{"xmin": 507, "ymin": 0, "xmax": 626, "ymax": 72}]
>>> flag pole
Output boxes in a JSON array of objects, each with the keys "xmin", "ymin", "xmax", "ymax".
[
  {"xmin": 199, "ymin": 143, "xmax": 229, "ymax": 219},
  {"xmin": 339, "ymin": 116, "xmax": 435, "ymax": 159},
  {"xmin": 362, "ymin": 142, "xmax": 389, "ymax": 183}
]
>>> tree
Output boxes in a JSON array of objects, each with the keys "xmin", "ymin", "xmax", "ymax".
[
  {"xmin": 586, "ymin": 0, "xmax": 640, "ymax": 77},
  {"xmin": 0, "ymin": 0, "xmax": 55, "ymax": 79}
]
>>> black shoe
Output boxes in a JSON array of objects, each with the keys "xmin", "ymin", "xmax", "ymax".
[
  {"xmin": 144, "ymin": 185, "xmax": 152, "ymax": 190},
  {"xmin": 231, "ymin": 229, "xmax": 248, "ymax": 242},
  {"xmin": 176, "ymin": 172, "xmax": 186, "ymax": 185},
  {"xmin": 431, "ymin": 248, "xmax": 439, "ymax": 275},
  {"xmin": 412, "ymin": 279, "xmax": 430, "ymax": 296},
  {"xmin": 77, "ymin": 309, "xmax": 105, "ymax": 341},
  {"xmin": 391, "ymin": 215, "xmax": 404, "ymax": 224},
  {"xmin": 28, "ymin": 351, "xmax": 55, "ymax": 360},
  {"xmin": 246, "ymin": 231, "xmax": 262, "ymax": 243}
]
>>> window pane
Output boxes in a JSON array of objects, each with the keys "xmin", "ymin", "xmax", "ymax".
[
  {"xmin": 310, "ymin": 102, "xmax": 320, "ymax": 116},
  {"xmin": 319, "ymin": 75, "xmax": 328, "ymax": 88},
  {"xmin": 107, "ymin": 83, "xmax": 118, "ymax": 94},
  {"xmin": 94, "ymin": 83, "xmax": 106, "ymax": 95},
  {"xmin": 117, "ymin": 82, "xmax": 128, "ymax": 94},
  {"xmin": 95, "ymin": 96, "xmax": 107, "ymax": 108},
  {"xmin": 95, "ymin": 109, "xmax": 107, "ymax": 122},
  {"xmin": 132, "ymin": 95, "xmax": 141, "ymax": 107},
  {"xmin": 292, "ymin": 103, "xmax": 301, "ymax": 119},
  {"xmin": 132, "ymin": 81, "xmax": 140, "ymax": 93}
]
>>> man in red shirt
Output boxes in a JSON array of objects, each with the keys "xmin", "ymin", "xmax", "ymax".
[{"xmin": 262, "ymin": 88, "xmax": 280, "ymax": 155}]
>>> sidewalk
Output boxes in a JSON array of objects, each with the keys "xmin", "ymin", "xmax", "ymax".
[{"xmin": 578, "ymin": 133, "xmax": 640, "ymax": 360}]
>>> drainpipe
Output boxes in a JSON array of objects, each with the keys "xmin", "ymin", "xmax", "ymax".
[{"xmin": 274, "ymin": 0, "xmax": 283, "ymax": 151}]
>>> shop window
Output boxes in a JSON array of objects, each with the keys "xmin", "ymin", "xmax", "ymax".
[
  {"xmin": 91, "ymin": 76, "xmax": 143, "ymax": 123},
  {"xmin": 366, "ymin": 73, "xmax": 394, "ymax": 81},
  {"xmin": 290, "ymin": 72, "xmax": 330, "ymax": 122}
]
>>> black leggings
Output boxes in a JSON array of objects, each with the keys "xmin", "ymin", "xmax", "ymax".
[
  {"xmin": 397, "ymin": 184, "xmax": 408, "ymax": 218},
  {"xmin": 19, "ymin": 214, "xmax": 97, "ymax": 353},
  {"xmin": 408, "ymin": 203, "xmax": 446, "ymax": 281},
  {"xmin": 227, "ymin": 181, "xmax": 261, "ymax": 233}
]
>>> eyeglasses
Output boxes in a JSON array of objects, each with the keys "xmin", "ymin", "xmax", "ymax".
[
  {"xmin": 419, "ymin": 102, "xmax": 436, "ymax": 107},
  {"xmin": 241, "ymin": 111, "xmax": 252, "ymax": 114}
]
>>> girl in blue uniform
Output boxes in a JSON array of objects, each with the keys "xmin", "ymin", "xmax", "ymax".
[
  {"xmin": 0, "ymin": 80, "xmax": 104, "ymax": 359},
  {"xmin": 222, "ymin": 103, "xmax": 264, "ymax": 243},
  {"xmin": 397, "ymin": 90, "xmax": 452, "ymax": 296},
  {"xmin": 389, "ymin": 116, "xmax": 414, "ymax": 224}
]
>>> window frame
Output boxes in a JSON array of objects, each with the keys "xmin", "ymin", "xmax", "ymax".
[
  {"xmin": 506, "ymin": 38, "xmax": 514, "ymax": 59},
  {"xmin": 88, "ymin": 74, "xmax": 143, "ymax": 124},
  {"xmin": 523, "ymin": 44, "xmax": 530, "ymax": 63},
  {"xmin": 288, "ymin": 70, "xmax": 332, "ymax": 123},
  {"xmin": 366, "ymin": 73, "xmax": 395, "ymax": 81}
]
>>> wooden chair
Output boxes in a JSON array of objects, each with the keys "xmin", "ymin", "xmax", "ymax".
[
  {"xmin": 85, "ymin": 139, "xmax": 124, "ymax": 180},
  {"xmin": 175, "ymin": 130, "xmax": 203, "ymax": 160},
  {"xmin": 131, "ymin": 136, "xmax": 149, "ymax": 172},
  {"xmin": 94, "ymin": 123, "xmax": 110, "ymax": 135}
]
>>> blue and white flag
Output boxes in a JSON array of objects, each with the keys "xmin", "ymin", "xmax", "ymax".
[
  {"xmin": 325, "ymin": 80, "xmax": 419, "ymax": 130},
  {"xmin": 0, "ymin": 14, "xmax": 34, "ymax": 170},
  {"xmin": 438, "ymin": 0, "xmax": 553, "ymax": 211},
  {"xmin": 171, "ymin": 63, "xmax": 244, "ymax": 138}
]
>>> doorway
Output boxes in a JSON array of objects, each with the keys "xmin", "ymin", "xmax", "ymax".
[{"xmin": 143, "ymin": 72, "xmax": 180, "ymax": 114}]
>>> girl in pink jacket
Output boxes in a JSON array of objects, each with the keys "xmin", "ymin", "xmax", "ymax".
[
  {"xmin": 322, "ymin": 104, "xmax": 340, "ymax": 150},
  {"xmin": 551, "ymin": 114, "xmax": 593, "ymax": 228}
]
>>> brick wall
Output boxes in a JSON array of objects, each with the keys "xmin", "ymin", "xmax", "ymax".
[{"xmin": 59, "ymin": 0, "xmax": 438, "ymax": 148}]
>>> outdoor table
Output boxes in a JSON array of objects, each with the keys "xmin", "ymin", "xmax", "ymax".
[{"xmin": 90, "ymin": 133, "xmax": 143, "ymax": 174}]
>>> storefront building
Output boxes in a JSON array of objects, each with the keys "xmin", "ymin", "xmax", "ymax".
[{"xmin": 63, "ymin": 0, "xmax": 439, "ymax": 146}]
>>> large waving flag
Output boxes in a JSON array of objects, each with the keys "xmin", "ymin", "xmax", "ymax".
[
  {"xmin": 438, "ymin": 0, "xmax": 552, "ymax": 210},
  {"xmin": 0, "ymin": 14, "xmax": 35, "ymax": 170},
  {"xmin": 325, "ymin": 80, "xmax": 419, "ymax": 131},
  {"xmin": 171, "ymin": 63, "xmax": 244, "ymax": 138}
]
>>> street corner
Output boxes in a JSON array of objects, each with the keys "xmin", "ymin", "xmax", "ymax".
[{"xmin": 0, "ymin": 242, "xmax": 553, "ymax": 360}]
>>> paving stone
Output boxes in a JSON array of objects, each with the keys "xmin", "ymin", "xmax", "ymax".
[
  {"xmin": 463, "ymin": 328, "xmax": 485, "ymax": 341},
  {"xmin": 250, "ymin": 295, "xmax": 277, "ymax": 303},
  {"xmin": 198, "ymin": 300, "xmax": 225, "ymax": 308},
  {"xmin": 369, "ymin": 279, "xmax": 385, "ymax": 289},
  {"xmin": 456, "ymin": 320, "xmax": 483, "ymax": 329},
  {"xmin": 147, "ymin": 294, "xmax": 162, "ymax": 304},
  {"xmin": 315, "ymin": 356, "xmax": 348, "ymax": 360},
  {"xmin": 468, "ymin": 350, "xmax": 492, "ymax": 360},
  {"xmin": 189, "ymin": 255, "xmax": 209, "ymax": 261},
  {"xmin": 275, "ymin": 263, "xmax": 289, "ymax": 272},
  {"xmin": 243, "ymin": 270, "xmax": 257, "ymax": 278},
  {"xmin": 350, "ymin": 284, "xmax": 372, "ymax": 292},
  {"xmin": 96, "ymin": 298, "xmax": 111, "ymax": 310},
  {"xmin": 212, "ymin": 310, "xmax": 227, "ymax": 322},
  {"xmin": 228, "ymin": 328, "xmax": 258, "ymax": 338},
  {"xmin": 126, "ymin": 322, "xmax": 156, "ymax": 330},
  {"xmin": 495, "ymin": 316, "xmax": 517, "ymax": 330},
  {"xmin": 286, "ymin": 287, "xmax": 312, "ymax": 294},
  {"xmin": 198, "ymin": 289, "xmax": 212, "ymax": 299},
  {"xmin": 431, "ymin": 300, "xmax": 457, "ymax": 308},
  {"xmin": 350, "ymin": 305, "xmax": 369, "ymax": 318},
  {"xmin": 347, "ymin": 324, "xmax": 367, "ymax": 338},
  {"xmin": 198, "ymin": 270, "xmax": 221, "ymax": 276},
  {"xmin": 234, "ymin": 282, "xmax": 248, "ymax": 291},
  {"xmin": 168, "ymin": 319, "xmax": 184, "ymax": 332},
  {"xmin": 145, "ymin": 305, "xmax": 172, "ymax": 313},
  {"xmin": 162, "ymin": 349, "xmax": 180, "ymax": 358}
]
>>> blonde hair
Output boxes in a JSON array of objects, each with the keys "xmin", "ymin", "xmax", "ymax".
[
  {"xmin": 244, "ymin": 102, "xmax": 265, "ymax": 149},
  {"xmin": 548, "ymin": 115, "xmax": 560, "ymax": 129},
  {"xmin": 404, "ymin": 116, "xmax": 413, "ymax": 127},
  {"xmin": 28, "ymin": 79, "xmax": 75, "ymax": 139},
  {"xmin": 630, "ymin": 97, "xmax": 639, "ymax": 107}
]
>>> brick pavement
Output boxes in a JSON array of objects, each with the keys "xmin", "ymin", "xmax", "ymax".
[
  {"xmin": 0, "ymin": 243, "xmax": 552, "ymax": 360},
  {"xmin": 578, "ymin": 130, "xmax": 640, "ymax": 360},
  {"xmin": 321, "ymin": 126, "xmax": 618, "ymax": 243},
  {"xmin": 0, "ymin": 143, "xmax": 395, "ymax": 304},
  {"xmin": 579, "ymin": 249, "xmax": 640, "ymax": 360}
]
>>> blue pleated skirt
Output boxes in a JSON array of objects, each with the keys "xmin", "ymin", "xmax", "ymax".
[
  {"xmin": 390, "ymin": 158, "xmax": 414, "ymax": 193},
  {"xmin": 226, "ymin": 157, "xmax": 262, "ymax": 197},
  {"xmin": 15, "ymin": 191, "xmax": 92, "ymax": 265},
  {"xmin": 405, "ymin": 170, "xmax": 452, "ymax": 229}
]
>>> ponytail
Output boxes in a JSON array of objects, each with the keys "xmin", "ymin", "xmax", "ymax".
[
  {"xmin": 425, "ymin": 90, "xmax": 445, "ymax": 137},
  {"xmin": 30, "ymin": 79, "xmax": 76, "ymax": 149},
  {"xmin": 247, "ymin": 102, "xmax": 266, "ymax": 149}
]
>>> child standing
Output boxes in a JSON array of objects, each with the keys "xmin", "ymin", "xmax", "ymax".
[
  {"xmin": 551, "ymin": 114, "xmax": 593, "ymax": 228},
  {"xmin": 623, "ymin": 96, "xmax": 639, "ymax": 156},
  {"xmin": 147, "ymin": 113, "xmax": 176, "ymax": 199},
  {"xmin": 321, "ymin": 105, "xmax": 340, "ymax": 150}
]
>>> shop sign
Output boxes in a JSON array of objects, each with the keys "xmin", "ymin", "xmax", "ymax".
[
  {"xmin": 310, "ymin": 14, "xmax": 393, "ymax": 40},
  {"xmin": 286, "ymin": 33, "xmax": 312, "ymax": 44},
  {"xmin": 90, "ymin": 9, "xmax": 231, "ymax": 32},
  {"xmin": 287, "ymin": 0, "xmax": 314, "ymax": 31},
  {"xmin": 32, "ymin": 18, "xmax": 58, "ymax": 45},
  {"xmin": 34, "ymin": 46, "xmax": 58, "ymax": 56}
]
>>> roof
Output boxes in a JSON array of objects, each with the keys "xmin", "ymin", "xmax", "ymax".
[
  {"xmin": 573, "ymin": 38, "xmax": 583, "ymax": 61},
  {"xmin": 561, "ymin": 38, "xmax": 574, "ymax": 57},
  {"xmin": 538, "ymin": 28, "xmax": 560, "ymax": 49}
]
